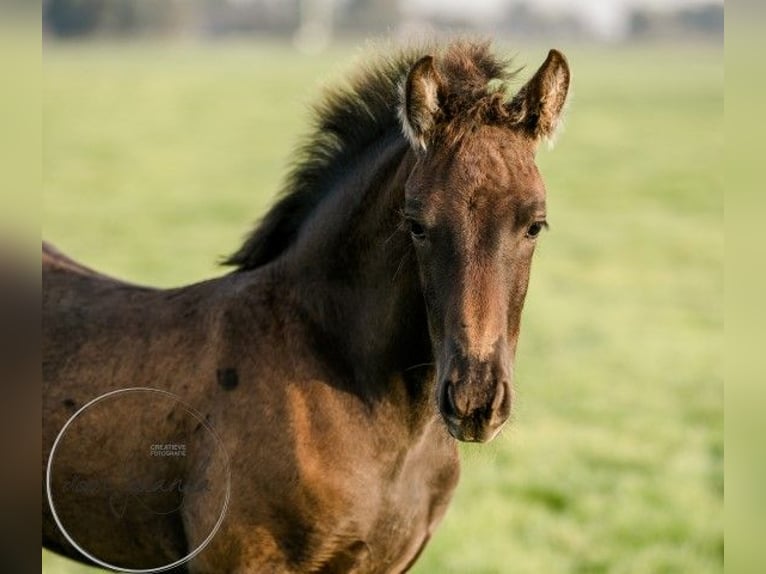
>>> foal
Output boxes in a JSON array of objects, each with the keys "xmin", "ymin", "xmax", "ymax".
[{"xmin": 43, "ymin": 41, "xmax": 570, "ymax": 572}]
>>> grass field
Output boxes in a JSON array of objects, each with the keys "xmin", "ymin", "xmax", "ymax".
[{"xmin": 42, "ymin": 40, "xmax": 723, "ymax": 574}]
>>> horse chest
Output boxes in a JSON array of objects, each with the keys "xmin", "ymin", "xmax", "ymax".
[
  {"xmin": 371, "ymin": 455, "xmax": 459, "ymax": 572},
  {"xmin": 210, "ymin": 376, "xmax": 460, "ymax": 572},
  {"xmin": 305, "ymin": 424, "xmax": 460, "ymax": 573}
]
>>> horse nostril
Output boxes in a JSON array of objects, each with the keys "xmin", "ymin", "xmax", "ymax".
[
  {"xmin": 440, "ymin": 381, "xmax": 459, "ymax": 419},
  {"xmin": 490, "ymin": 381, "xmax": 512, "ymax": 424},
  {"xmin": 492, "ymin": 381, "xmax": 506, "ymax": 412}
]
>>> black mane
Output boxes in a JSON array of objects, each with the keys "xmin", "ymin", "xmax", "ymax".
[{"xmin": 224, "ymin": 40, "xmax": 516, "ymax": 271}]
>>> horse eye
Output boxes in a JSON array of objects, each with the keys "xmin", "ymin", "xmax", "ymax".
[
  {"xmin": 526, "ymin": 222, "xmax": 545, "ymax": 239},
  {"xmin": 407, "ymin": 219, "xmax": 427, "ymax": 240}
]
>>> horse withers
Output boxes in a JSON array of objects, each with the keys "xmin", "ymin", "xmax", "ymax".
[{"xmin": 43, "ymin": 41, "xmax": 570, "ymax": 573}]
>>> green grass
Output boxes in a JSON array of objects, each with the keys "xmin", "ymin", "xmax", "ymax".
[{"xmin": 43, "ymin": 40, "xmax": 723, "ymax": 573}]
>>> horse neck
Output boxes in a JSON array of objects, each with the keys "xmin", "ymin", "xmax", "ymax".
[{"xmin": 283, "ymin": 132, "xmax": 434, "ymax": 409}]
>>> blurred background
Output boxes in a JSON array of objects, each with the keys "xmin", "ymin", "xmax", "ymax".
[
  {"xmin": 42, "ymin": 0, "xmax": 722, "ymax": 572},
  {"xmin": 42, "ymin": 0, "xmax": 723, "ymax": 45}
]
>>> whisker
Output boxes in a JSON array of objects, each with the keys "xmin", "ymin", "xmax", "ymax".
[
  {"xmin": 391, "ymin": 249, "xmax": 412, "ymax": 284},
  {"xmin": 383, "ymin": 223, "xmax": 404, "ymax": 246},
  {"xmin": 383, "ymin": 211, "xmax": 408, "ymax": 246},
  {"xmin": 404, "ymin": 361, "xmax": 435, "ymax": 372}
]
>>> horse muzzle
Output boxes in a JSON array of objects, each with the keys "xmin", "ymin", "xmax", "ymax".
[{"xmin": 437, "ymin": 354, "xmax": 512, "ymax": 443}]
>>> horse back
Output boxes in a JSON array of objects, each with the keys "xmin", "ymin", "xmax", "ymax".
[{"xmin": 43, "ymin": 241, "xmax": 101, "ymax": 276}]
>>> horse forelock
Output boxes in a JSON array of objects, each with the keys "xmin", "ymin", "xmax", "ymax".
[{"xmin": 224, "ymin": 39, "xmax": 520, "ymax": 272}]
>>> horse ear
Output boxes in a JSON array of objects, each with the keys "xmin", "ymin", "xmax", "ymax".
[
  {"xmin": 399, "ymin": 55, "xmax": 442, "ymax": 151},
  {"xmin": 507, "ymin": 49, "xmax": 570, "ymax": 147}
]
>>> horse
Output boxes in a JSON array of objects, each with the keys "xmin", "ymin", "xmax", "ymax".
[{"xmin": 42, "ymin": 40, "xmax": 570, "ymax": 573}]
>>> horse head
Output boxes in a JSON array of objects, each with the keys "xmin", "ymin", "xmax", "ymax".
[{"xmin": 399, "ymin": 48, "xmax": 570, "ymax": 442}]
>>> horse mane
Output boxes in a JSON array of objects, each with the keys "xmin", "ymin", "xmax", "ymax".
[{"xmin": 224, "ymin": 39, "xmax": 518, "ymax": 271}]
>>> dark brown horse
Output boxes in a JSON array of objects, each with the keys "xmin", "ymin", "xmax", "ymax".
[{"xmin": 43, "ymin": 41, "xmax": 570, "ymax": 573}]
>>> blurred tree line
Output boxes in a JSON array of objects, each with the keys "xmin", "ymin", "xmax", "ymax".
[
  {"xmin": 629, "ymin": 4, "xmax": 724, "ymax": 40},
  {"xmin": 42, "ymin": 0, "xmax": 400, "ymax": 38},
  {"xmin": 43, "ymin": 0, "xmax": 722, "ymax": 41},
  {"xmin": 44, "ymin": 0, "xmax": 189, "ymax": 37}
]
